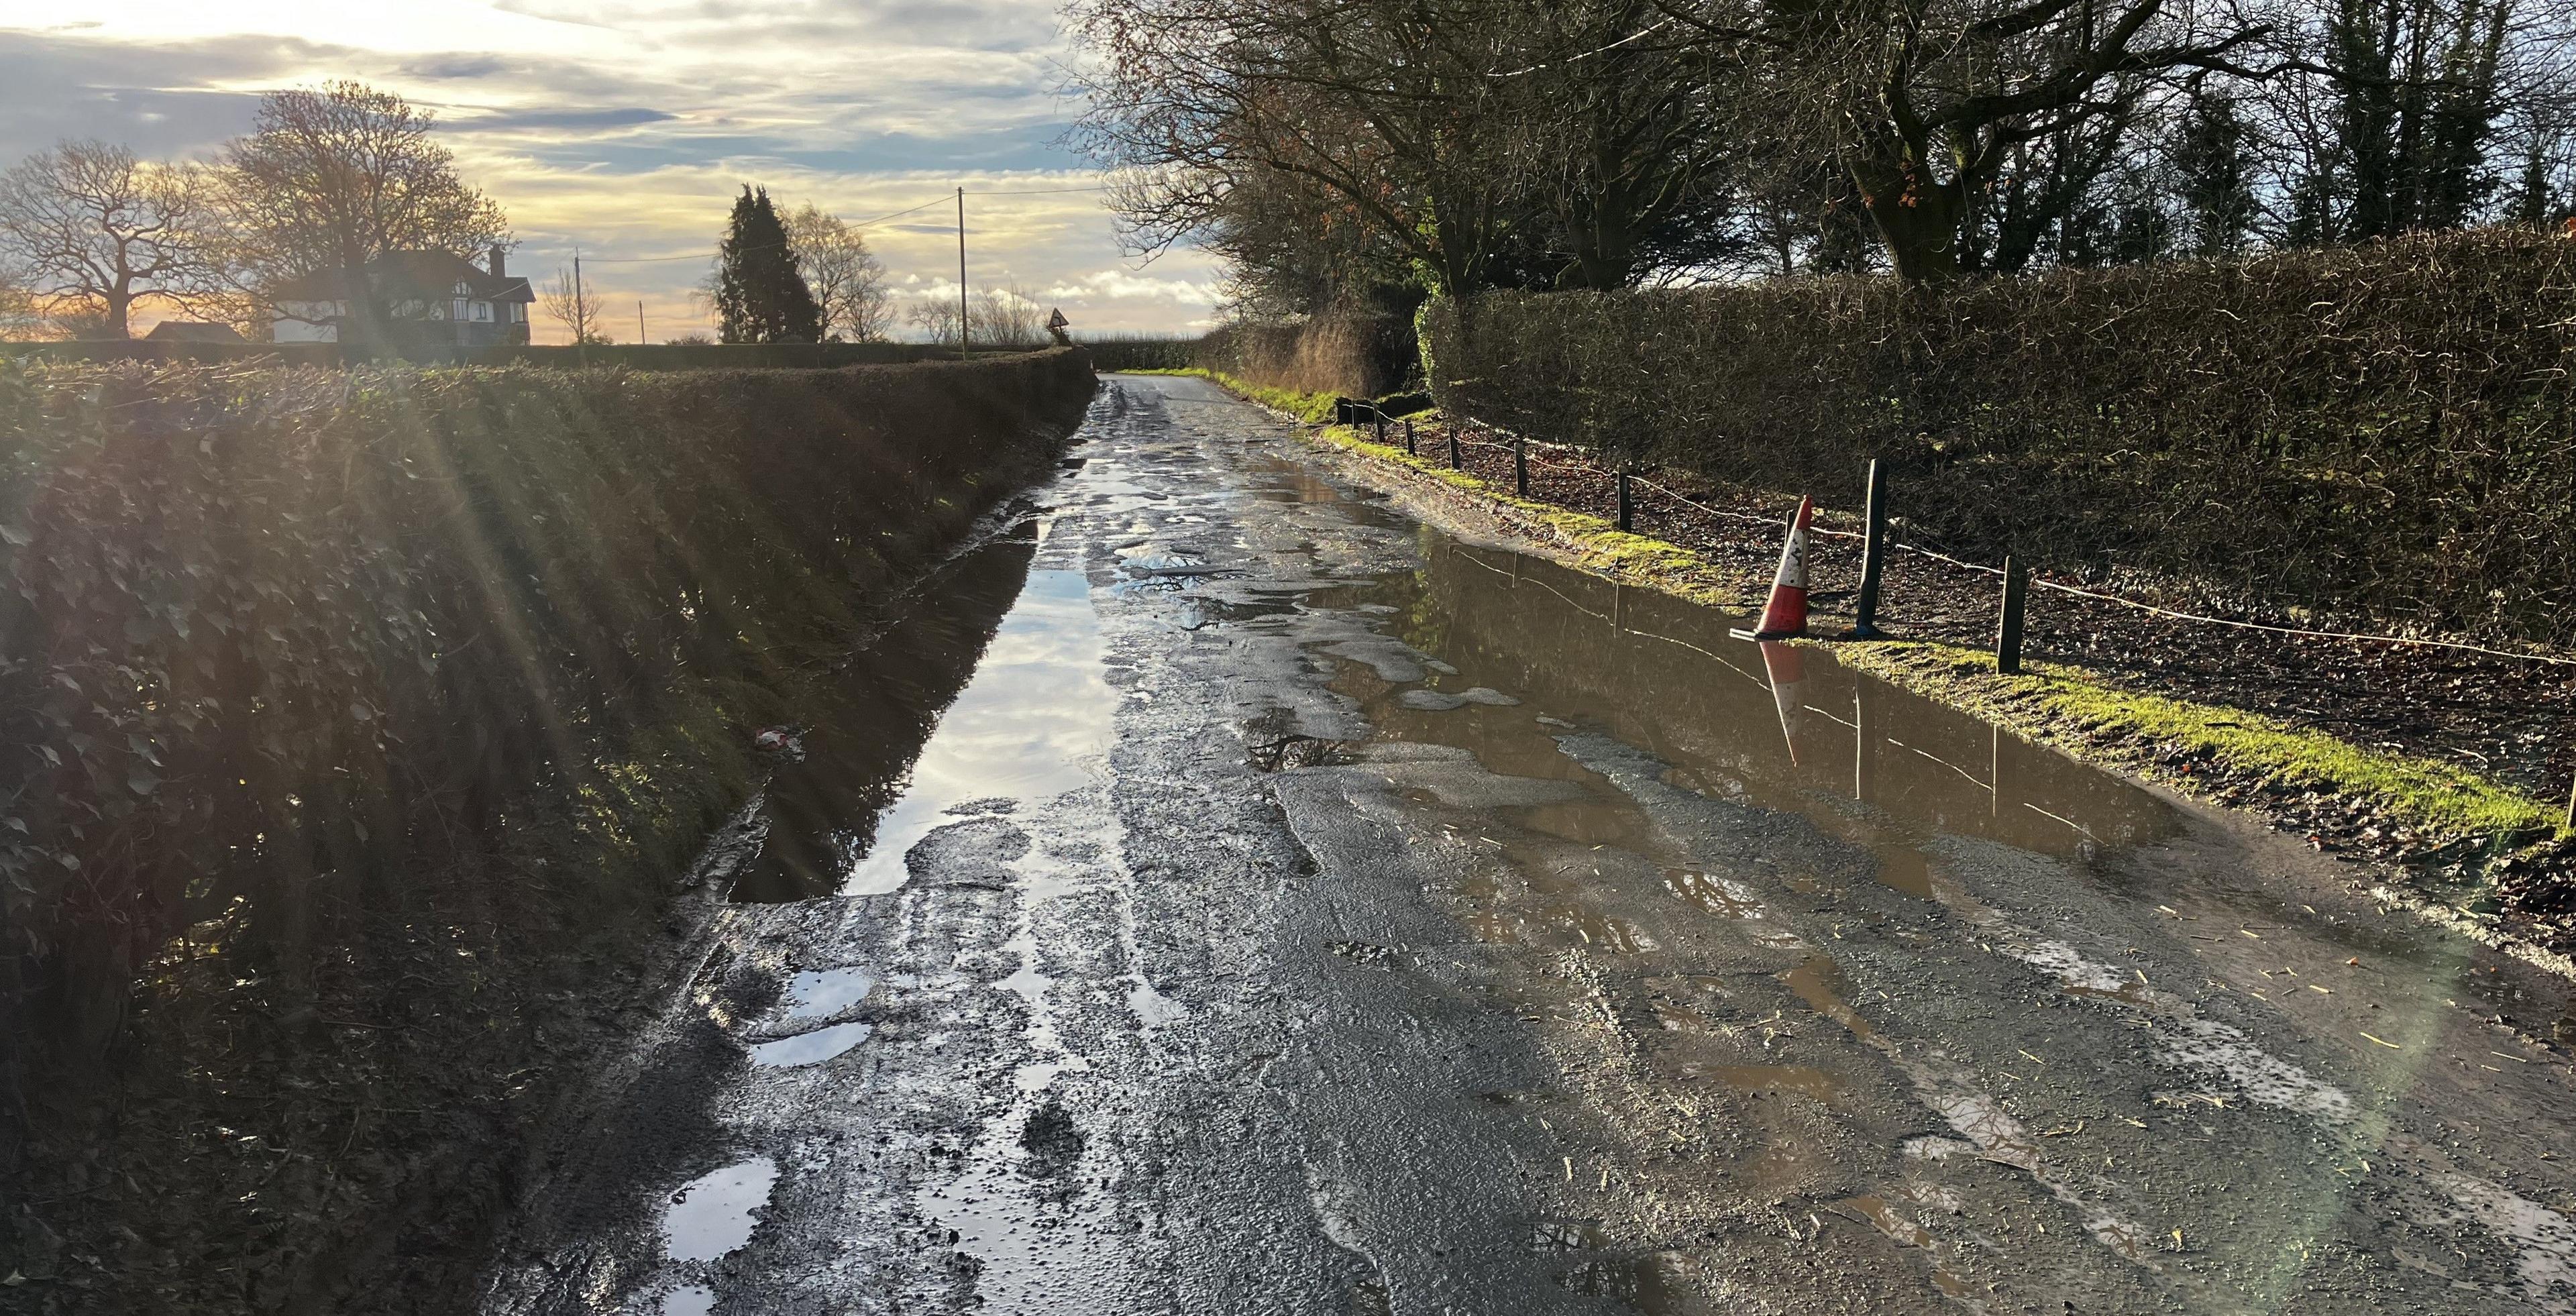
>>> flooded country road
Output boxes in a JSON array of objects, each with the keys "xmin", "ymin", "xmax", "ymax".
[{"xmin": 479, "ymin": 375, "xmax": 2576, "ymax": 1315}]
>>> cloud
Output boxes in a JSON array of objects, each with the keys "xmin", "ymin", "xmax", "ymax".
[
  {"xmin": 400, "ymin": 53, "xmax": 511, "ymax": 79},
  {"xmin": 449, "ymin": 106, "xmax": 678, "ymax": 133},
  {"xmin": 0, "ymin": 31, "xmax": 339, "ymax": 158},
  {"xmin": 1042, "ymin": 268, "xmax": 1220, "ymax": 306},
  {"xmin": 0, "ymin": 3, "xmax": 1222, "ymax": 337}
]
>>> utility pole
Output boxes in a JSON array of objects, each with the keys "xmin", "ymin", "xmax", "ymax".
[
  {"xmin": 573, "ymin": 249, "xmax": 588, "ymax": 368},
  {"xmin": 956, "ymin": 186, "xmax": 970, "ymax": 361},
  {"xmin": 637, "ymin": 299, "xmax": 646, "ymax": 345}
]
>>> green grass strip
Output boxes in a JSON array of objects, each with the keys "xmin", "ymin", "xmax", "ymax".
[{"xmin": 1837, "ymin": 643, "xmax": 2559, "ymax": 844}]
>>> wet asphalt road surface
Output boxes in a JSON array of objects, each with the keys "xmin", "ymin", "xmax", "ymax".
[{"xmin": 478, "ymin": 375, "xmax": 2576, "ymax": 1315}]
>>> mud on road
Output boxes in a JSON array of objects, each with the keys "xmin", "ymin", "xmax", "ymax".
[{"xmin": 478, "ymin": 375, "xmax": 2576, "ymax": 1315}]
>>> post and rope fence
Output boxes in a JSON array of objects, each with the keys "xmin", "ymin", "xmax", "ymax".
[
  {"xmin": 1285, "ymin": 403, "xmax": 2576, "ymax": 812},
  {"xmin": 1428, "ymin": 413, "xmax": 2576, "ymax": 674},
  {"xmin": 1851, "ymin": 459, "xmax": 1890, "ymax": 641},
  {"xmin": 1996, "ymin": 557, "xmax": 2029, "ymax": 675},
  {"xmin": 1305, "ymin": 405, "xmax": 2576, "ymax": 677}
]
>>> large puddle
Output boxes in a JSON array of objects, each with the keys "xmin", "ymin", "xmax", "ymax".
[
  {"xmin": 1336, "ymin": 537, "xmax": 2176, "ymax": 878},
  {"xmin": 732, "ymin": 529, "xmax": 1116, "ymax": 903},
  {"xmin": 839, "ymin": 567, "xmax": 1114, "ymax": 895}
]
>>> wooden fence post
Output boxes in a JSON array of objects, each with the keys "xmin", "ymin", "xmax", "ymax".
[
  {"xmin": 1996, "ymin": 557, "xmax": 2029, "ymax": 675},
  {"xmin": 1851, "ymin": 458, "xmax": 1891, "ymax": 640}
]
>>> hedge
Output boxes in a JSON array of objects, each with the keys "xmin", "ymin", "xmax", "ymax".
[
  {"xmin": 1077, "ymin": 337, "xmax": 1202, "ymax": 372},
  {"xmin": 0, "ymin": 340, "xmax": 1022, "ymax": 370},
  {"xmin": 0, "ymin": 350, "xmax": 1095, "ymax": 1169},
  {"xmin": 1426, "ymin": 229, "xmax": 2576, "ymax": 645}
]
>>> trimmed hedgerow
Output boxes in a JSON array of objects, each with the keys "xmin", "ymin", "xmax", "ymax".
[
  {"xmin": 0, "ymin": 351, "xmax": 1093, "ymax": 1139},
  {"xmin": 1426, "ymin": 228, "xmax": 2576, "ymax": 647}
]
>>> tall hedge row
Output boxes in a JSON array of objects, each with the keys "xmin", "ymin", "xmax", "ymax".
[
  {"xmin": 0, "ymin": 351, "xmax": 1094, "ymax": 1150},
  {"xmin": 1426, "ymin": 229, "xmax": 2576, "ymax": 645},
  {"xmin": 1077, "ymin": 337, "xmax": 1202, "ymax": 372}
]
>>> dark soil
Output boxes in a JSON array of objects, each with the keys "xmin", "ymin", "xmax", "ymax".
[{"xmin": 1404, "ymin": 417, "xmax": 2576, "ymax": 948}]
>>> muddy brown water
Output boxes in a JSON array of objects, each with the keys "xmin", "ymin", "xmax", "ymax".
[{"xmin": 480, "ymin": 375, "xmax": 2576, "ymax": 1316}]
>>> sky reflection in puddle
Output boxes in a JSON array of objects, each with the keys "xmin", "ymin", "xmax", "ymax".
[
  {"xmin": 749, "ymin": 1022, "xmax": 873, "ymax": 1068},
  {"xmin": 842, "ymin": 570, "xmax": 1114, "ymax": 895},
  {"xmin": 661, "ymin": 1156, "xmax": 777, "ymax": 1263}
]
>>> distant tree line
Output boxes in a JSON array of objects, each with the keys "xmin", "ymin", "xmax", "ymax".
[
  {"xmin": 0, "ymin": 80, "xmax": 906, "ymax": 347},
  {"xmin": 1068, "ymin": 0, "xmax": 2576, "ymax": 315}
]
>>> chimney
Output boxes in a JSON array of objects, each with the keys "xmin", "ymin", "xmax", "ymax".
[{"xmin": 488, "ymin": 245, "xmax": 506, "ymax": 278}]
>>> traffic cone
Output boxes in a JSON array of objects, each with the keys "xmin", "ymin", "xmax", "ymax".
[{"xmin": 1729, "ymin": 495, "xmax": 1813, "ymax": 642}]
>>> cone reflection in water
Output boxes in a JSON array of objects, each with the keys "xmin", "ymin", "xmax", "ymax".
[{"xmin": 1759, "ymin": 641, "xmax": 1807, "ymax": 766}]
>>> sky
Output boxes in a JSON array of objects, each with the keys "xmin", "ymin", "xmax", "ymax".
[{"xmin": 0, "ymin": 0, "xmax": 1223, "ymax": 341}]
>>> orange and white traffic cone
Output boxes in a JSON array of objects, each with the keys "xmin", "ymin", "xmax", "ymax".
[{"xmin": 1730, "ymin": 495, "xmax": 1813, "ymax": 642}]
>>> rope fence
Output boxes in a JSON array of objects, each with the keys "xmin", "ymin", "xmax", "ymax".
[{"xmin": 1343, "ymin": 406, "xmax": 2576, "ymax": 671}]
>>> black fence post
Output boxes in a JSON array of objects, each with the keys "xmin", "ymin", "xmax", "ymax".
[
  {"xmin": 1996, "ymin": 557, "xmax": 2029, "ymax": 675},
  {"xmin": 1373, "ymin": 406, "xmax": 1387, "ymax": 445},
  {"xmin": 1514, "ymin": 438, "xmax": 1529, "ymax": 498},
  {"xmin": 1405, "ymin": 417, "xmax": 1415, "ymax": 455},
  {"xmin": 1851, "ymin": 458, "xmax": 1891, "ymax": 640},
  {"xmin": 1448, "ymin": 428, "xmax": 1462, "ymax": 469},
  {"xmin": 1617, "ymin": 469, "xmax": 1635, "ymax": 533}
]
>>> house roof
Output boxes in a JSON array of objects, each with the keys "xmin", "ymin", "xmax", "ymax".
[
  {"xmin": 272, "ymin": 250, "xmax": 534, "ymax": 306},
  {"xmin": 144, "ymin": 321, "xmax": 248, "ymax": 342}
]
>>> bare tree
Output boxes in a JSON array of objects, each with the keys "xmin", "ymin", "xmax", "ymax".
[
  {"xmin": 1655, "ymin": 0, "xmax": 2276, "ymax": 280},
  {"xmin": 539, "ymin": 267, "xmax": 609, "ymax": 345},
  {"xmin": 973, "ymin": 284, "xmax": 1047, "ymax": 348},
  {"xmin": 784, "ymin": 205, "xmax": 892, "ymax": 341},
  {"xmin": 0, "ymin": 257, "xmax": 47, "ymax": 340},
  {"xmin": 219, "ymin": 81, "xmax": 511, "ymax": 342},
  {"xmin": 905, "ymin": 284, "xmax": 1047, "ymax": 348},
  {"xmin": 1070, "ymin": 0, "xmax": 1537, "ymax": 296},
  {"xmin": 0, "ymin": 140, "xmax": 218, "ymax": 339},
  {"xmin": 904, "ymin": 296, "xmax": 959, "ymax": 345}
]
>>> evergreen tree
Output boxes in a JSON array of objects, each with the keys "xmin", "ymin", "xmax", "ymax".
[
  {"xmin": 714, "ymin": 184, "xmax": 823, "ymax": 344},
  {"xmin": 2503, "ymin": 140, "xmax": 2560, "ymax": 226},
  {"xmin": 2317, "ymin": 0, "xmax": 2514, "ymax": 240},
  {"xmin": 2172, "ymin": 92, "xmax": 2258, "ymax": 256}
]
